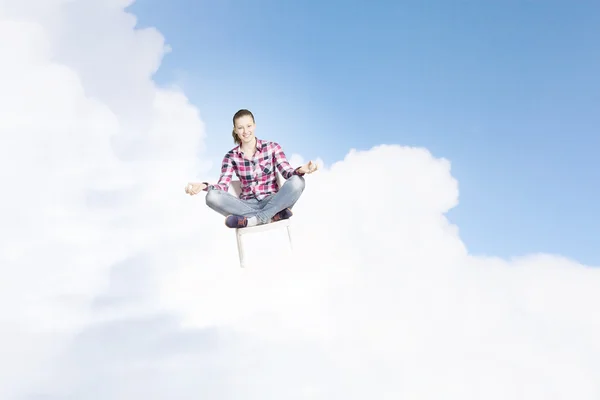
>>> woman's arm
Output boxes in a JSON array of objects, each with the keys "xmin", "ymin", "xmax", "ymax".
[
  {"xmin": 203, "ymin": 154, "xmax": 235, "ymax": 192},
  {"xmin": 272, "ymin": 142, "xmax": 305, "ymax": 179}
]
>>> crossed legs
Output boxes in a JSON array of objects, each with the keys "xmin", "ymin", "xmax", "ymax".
[{"xmin": 205, "ymin": 175, "xmax": 306, "ymax": 226}]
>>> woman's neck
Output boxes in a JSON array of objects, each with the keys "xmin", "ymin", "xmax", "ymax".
[
  {"xmin": 240, "ymin": 138, "xmax": 256, "ymax": 154},
  {"xmin": 240, "ymin": 137, "xmax": 257, "ymax": 158}
]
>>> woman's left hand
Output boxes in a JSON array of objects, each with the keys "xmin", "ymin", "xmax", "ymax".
[{"xmin": 298, "ymin": 160, "xmax": 319, "ymax": 174}]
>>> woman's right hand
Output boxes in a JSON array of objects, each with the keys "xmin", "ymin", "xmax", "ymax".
[{"xmin": 185, "ymin": 182, "xmax": 207, "ymax": 195}]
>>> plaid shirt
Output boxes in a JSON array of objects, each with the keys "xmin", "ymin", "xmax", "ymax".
[{"xmin": 203, "ymin": 139, "xmax": 304, "ymax": 200}]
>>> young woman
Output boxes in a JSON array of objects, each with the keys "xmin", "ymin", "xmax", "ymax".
[{"xmin": 185, "ymin": 109, "xmax": 318, "ymax": 228}]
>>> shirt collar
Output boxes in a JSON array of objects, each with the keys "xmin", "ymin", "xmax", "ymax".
[{"xmin": 235, "ymin": 138, "xmax": 264, "ymax": 155}]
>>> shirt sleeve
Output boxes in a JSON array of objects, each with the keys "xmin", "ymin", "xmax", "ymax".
[
  {"xmin": 203, "ymin": 153, "xmax": 235, "ymax": 192},
  {"xmin": 272, "ymin": 142, "xmax": 304, "ymax": 179}
]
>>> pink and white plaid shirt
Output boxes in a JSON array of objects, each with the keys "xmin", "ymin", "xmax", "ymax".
[{"xmin": 203, "ymin": 139, "xmax": 304, "ymax": 200}]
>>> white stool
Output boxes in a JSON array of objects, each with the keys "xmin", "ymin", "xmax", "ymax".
[{"xmin": 228, "ymin": 173, "xmax": 293, "ymax": 268}]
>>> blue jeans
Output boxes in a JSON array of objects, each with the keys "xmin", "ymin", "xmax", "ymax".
[{"xmin": 205, "ymin": 175, "xmax": 305, "ymax": 224}]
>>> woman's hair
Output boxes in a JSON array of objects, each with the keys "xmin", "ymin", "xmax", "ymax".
[{"xmin": 232, "ymin": 109, "xmax": 255, "ymax": 145}]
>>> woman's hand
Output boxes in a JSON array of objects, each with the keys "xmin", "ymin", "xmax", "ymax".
[
  {"xmin": 298, "ymin": 160, "xmax": 319, "ymax": 174},
  {"xmin": 184, "ymin": 182, "xmax": 207, "ymax": 195}
]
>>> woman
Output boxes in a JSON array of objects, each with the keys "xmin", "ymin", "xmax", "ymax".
[{"xmin": 185, "ymin": 109, "xmax": 318, "ymax": 228}]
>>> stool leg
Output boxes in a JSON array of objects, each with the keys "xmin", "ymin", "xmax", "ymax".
[
  {"xmin": 286, "ymin": 225, "xmax": 293, "ymax": 251},
  {"xmin": 236, "ymin": 230, "xmax": 245, "ymax": 268}
]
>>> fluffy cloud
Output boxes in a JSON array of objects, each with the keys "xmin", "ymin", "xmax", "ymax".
[{"xmin": 1, "ymin": 1, "xmax": 599, "ymax": 399}]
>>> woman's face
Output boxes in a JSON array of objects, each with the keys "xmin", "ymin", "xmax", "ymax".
[{"xmin": 234, "ymin": 115, "xmax": 256, "ymax": 145}]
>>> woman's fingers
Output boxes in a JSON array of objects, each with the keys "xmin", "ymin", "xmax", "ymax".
[{"xmin": 185, "ymin": 183, "xmax": 196, "ymax": 194}]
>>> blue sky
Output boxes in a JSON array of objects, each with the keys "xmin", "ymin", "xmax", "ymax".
[{"xmin": 129, "ymin": 0, "xmax": 599, "ymax": 265}]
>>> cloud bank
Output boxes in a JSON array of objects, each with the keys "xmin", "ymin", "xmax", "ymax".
[{"xmin": 1, "ymin": 1, "xmax": 599, "ymax": 399}]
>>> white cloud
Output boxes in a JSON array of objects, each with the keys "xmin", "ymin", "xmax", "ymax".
[{"xmin": 1, "ymin": 1, "xmax": 599, "ymax": 399}]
